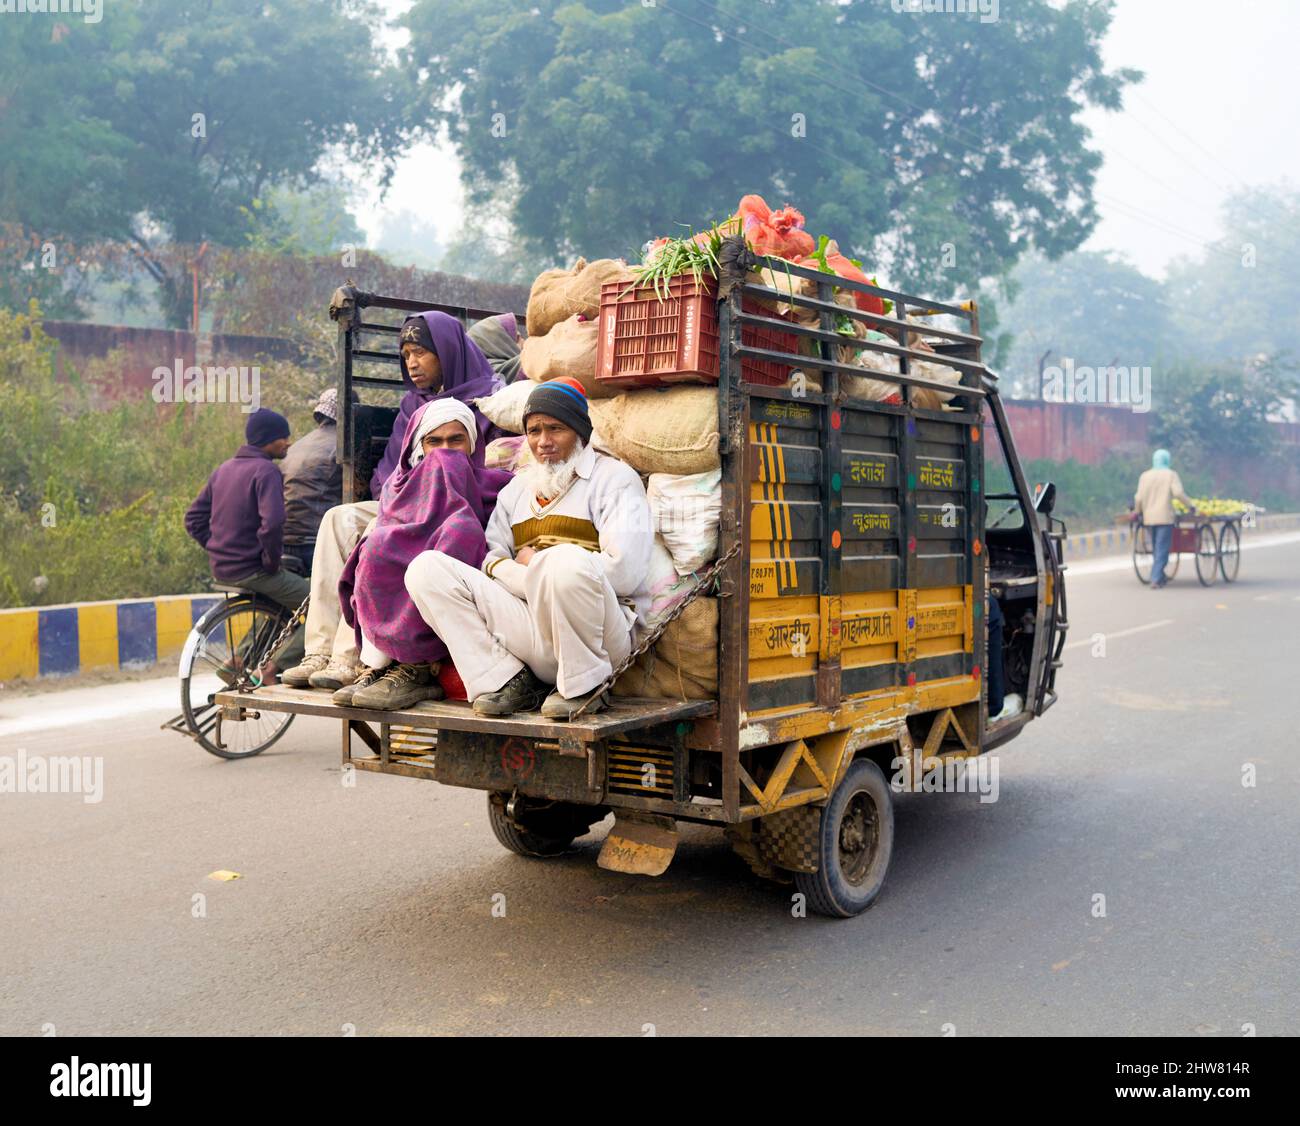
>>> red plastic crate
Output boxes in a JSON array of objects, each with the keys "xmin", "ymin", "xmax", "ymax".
[{"xmin": 595, "ymin": 275, "xmax": 798, "ymax": 389}]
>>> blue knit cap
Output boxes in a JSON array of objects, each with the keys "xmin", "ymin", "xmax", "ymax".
[{"xmin": 245, "ymin": 408, "xmax": 290, "ymax": 447}]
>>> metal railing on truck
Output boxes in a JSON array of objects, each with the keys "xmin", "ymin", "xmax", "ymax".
[
  {"xmin": 327, "ymin": 285, "xmax": 526, "ymax": 502},
  {"xmin": 701, "ymin": 257, "xmax": 1046, "ymax": 821}
]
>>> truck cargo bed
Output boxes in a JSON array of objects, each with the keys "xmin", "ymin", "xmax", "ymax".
[{"xmin": 213, "ymin": 685, "xmax": 714, "ymax": 743}]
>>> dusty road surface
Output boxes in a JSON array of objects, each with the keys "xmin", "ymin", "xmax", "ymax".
[{"xmin": 3, "ymin": 536, "xmax": 1298, "ymax": 1036}]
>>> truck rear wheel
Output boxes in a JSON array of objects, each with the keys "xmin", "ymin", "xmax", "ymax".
[
  {"xmin": 795, "ymin": 758, "xmax": 894, "ymax": 918},
  {"xmin": 487, "ymin": 793, "xmax": 603, "ymax": 858}
]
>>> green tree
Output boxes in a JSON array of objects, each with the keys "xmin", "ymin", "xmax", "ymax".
[
  {"xmin": 1165, "ymin": 183, "xmax": 1300, "ymax": 364},
  {"xmin": 0, "ymin": 0, "xmax": 409, "ymax": 327},
  {"xmin": 405, "ymin": 0, "xmax": 1137, "ymax": 296},
  {"xmin": 992, "ymin": 250, "xmax": 1172, "ymax": 396},
  {"xmin": 1149, "ymin": 355, "xmax": 1299, "ymax": 487}
]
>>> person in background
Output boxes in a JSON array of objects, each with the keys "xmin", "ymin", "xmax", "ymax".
[
  {"xmin": 184, "ymin": 408, "xmax": 307, "ymax": 681},
  {"xmin": 469, "ymin": 312, "xmax": 524, "ymax": 383},
  {"xmin": 282, "ymin": 311, "xmax": 504, "ymax": 690},
  {"xmin": 1133, "ymin": 448, "xmax": 1197, "ymax": 589},
  {"xmin": 279, "ymin": 388, "xmax": 344, "ymax": 575}
]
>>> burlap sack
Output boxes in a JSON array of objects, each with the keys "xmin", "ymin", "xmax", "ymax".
[
  {"xmin": 519, "ymin": 314, "xmax": 616, "ymax": 399},
  {"xmin": 526, "ymin": 257, "xmax": 634, "ymax": 338},
  {"xmin": 475, "ymin": 381, "xmax": 535, "ymax": 434},
  {"xmin": 613, "ymin": 597, "xmax": 719, "ymax": 701},
  {"xmin": 588, "ymin": 387, "xmax": 719, "ymax": 475}
]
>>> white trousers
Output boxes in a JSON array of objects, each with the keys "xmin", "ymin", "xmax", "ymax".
[
  {"xmin": 405, "ymin": 543, "xmax": 634, "ymax": 700},
  {"xmin": 303, "ymin": 501, "xmax": 379, "ymax": 663}
]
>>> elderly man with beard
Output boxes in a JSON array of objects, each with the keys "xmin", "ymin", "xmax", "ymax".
[{"xmin": 404, "ymin": 377, "xmax": 653, "ymax": 720}]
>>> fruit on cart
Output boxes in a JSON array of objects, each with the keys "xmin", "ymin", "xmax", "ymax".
[{"xmin": 1173, "ymin": 497, "xmax": 1255, "ymax": 516}]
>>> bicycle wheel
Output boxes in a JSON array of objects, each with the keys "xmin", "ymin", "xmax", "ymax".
[
  {"xmin": 1194, "ymin": 523, "xmax": 1219, "ymax": 586},
  {"xmin": 1132, "ymin": 522, "xmax": 1153, "ymax": 584},
  {"xmin": 179, "ymin": 596, "xmax": 296, "ymax": 759},
  {"xmin": 1218, "ymin": 521, "xmax": 1240, "ymax": 582}
]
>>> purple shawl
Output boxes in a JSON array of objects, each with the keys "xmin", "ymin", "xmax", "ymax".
[
  {"xmin": 342, "ymin": 402, "xmax": 512, "ymax": 664},
  {"xmin": 368, "ymin": 310, "xmax": 506, "ymax": 496}
]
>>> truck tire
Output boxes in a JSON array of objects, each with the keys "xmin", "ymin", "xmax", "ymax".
[
  {"xmin": 486, "ymin": 793, "xmax": 602, "ymax": 858},
  {"xmin": 795, "ymin": 758, "xmax": 894, "ymax": 918}
]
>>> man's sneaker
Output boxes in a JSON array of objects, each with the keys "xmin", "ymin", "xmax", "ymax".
[
  {"xmin": 541, "ymin": 686, "xmax": 609, "ymax": 721},
  {"xmin": 351, "ymin": 663, "xmax": 445, "ymax": 711},
  {"xmin": 472, "ymin": 668, "xmax": 552, "ymax": 716},
  {"xmin": 332, "ymin": 666, "xmax": 383, "ymax": 706},
  {"xmin": 283, "ymin": 653, "xmax": 330, "ymax": 688},
  {"xmin": 310, "ymin": 661, "xmax": 362, "ymax": 691}
]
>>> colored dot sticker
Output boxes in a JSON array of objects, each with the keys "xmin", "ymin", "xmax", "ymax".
[
  {"xmin": 973, "ymin": 539, "xmax": 983, "ymax": 556},
  {"xmin": 972, "ymin": 666, "xmax": 981, "ymax": 680},
  {"xmin": 907, "ymin": 418, "xmax": 917, "ymax": 435},
  {"xmin": 907, "ymin": 672, "xmax": 917, "ymax": 687},
  {"xmin": 831, "ymin": 472, "xmax": 841, "ymax": 491},
  {"xmin": 830, "ymin": 410, "xmax": 841, "ymax": 430},
  {"xmin": 907, "ymin": 473, "xmax": 916, "ymax": 490},
  {"xmin": 831, "ymin": 530, "xmax": 842, "ymax": 549},
  {"xmin": 974, "ymin": 602, "xmax": 982, "ymax": 619},
  {"xmin": 973, "ymin": 478, "xmax": 981, "ymax": 493},
  {"xmin": 908, "ymin": 535, "xmax": 917, "ymax": 553},
  {"xmin": 971, "ymin": 426, "xmax": 980, "ymax": 442},
  {"xmin": 907, "ymin": 616, "xmax": 915, "ymax": 629}
]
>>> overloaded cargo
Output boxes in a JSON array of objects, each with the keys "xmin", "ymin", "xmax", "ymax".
[{"xmin": 213, "ymin": 191, "xmax": 1069, "ymax": 918}]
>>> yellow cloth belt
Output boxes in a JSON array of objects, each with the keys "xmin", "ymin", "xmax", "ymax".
[{"xmin": 512, "ymin": 514, "xmax": 600, "ymax": 553}]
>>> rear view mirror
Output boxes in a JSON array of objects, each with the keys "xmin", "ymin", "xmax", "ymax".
[{"xmin": 1033, "ymin": 481, "xmax": 1056, "ymax": 515}]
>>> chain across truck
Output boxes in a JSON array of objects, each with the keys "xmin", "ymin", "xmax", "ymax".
[{"xmin": 211, "ymin": 261, "xmax": 1069, "ymax": 918}]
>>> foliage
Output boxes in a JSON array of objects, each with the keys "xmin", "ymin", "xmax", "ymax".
[
  {"xmin": 405, "ymin": 0, "xmax": 1137, "ymax": 299},
  {"xmin": 0, "ymin": 0, "xmax": 409, "ymax": 327},
  {"xmin": 1148, "ymin": 355, "xmax": 1299, "ymax": 486},
  {"xmin": 241, "ymin": 183, "xmax": 368, "ymax": 259},
  {"xmin": 0, "ymin": 304, "xmax": 333, "ymax": 609},
  {"xmin": 990, "ymin": 249, "xmax": 1173, "ymax": 396},
  {"xmin": 1165, "ymin": 183, "xmax": 1300, "ymax": 363}
]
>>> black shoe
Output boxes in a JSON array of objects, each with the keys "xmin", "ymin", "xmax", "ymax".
[
  {"xmin": 473, "ymin": 668, "xmax": 552, "ymax": 716},
  {"xmin": 541, "ymin": 687, "xmax": 609, "ymax": 721}
]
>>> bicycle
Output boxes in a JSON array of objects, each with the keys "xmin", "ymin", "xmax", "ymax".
[{"xmin": 164, "ymin": 585, "xmax": 302, "ymax": 759}]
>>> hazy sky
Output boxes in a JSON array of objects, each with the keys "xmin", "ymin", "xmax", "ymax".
[{"xmin": 353, "ymin": 0, "xmax": 1300, "ymax": 280}]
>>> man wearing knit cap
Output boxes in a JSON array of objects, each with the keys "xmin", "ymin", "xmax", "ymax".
[
  {"xmin": 184, "ymin": 408, "xmax": 308, "ymax": 679},
  {"xmin": 406, "ymin": 377, "xmax": 655, "ymax": 719},
  {"xmin": 279, "ymin": 388, "xmax": 344, "ymax": 574}
]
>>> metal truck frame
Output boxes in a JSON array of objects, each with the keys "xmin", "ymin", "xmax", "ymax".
[{"xmin": 216, "ymin": 262, "xmax": 1068, "ymax": 917}]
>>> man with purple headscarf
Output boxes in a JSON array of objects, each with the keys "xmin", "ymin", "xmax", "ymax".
[
  {"xmin": 333, "ymin": 398, "xmax": 511, "ymax": 710},
  {"xmin": 283, "ymin": 311, "xmax": 504, "ymax": 691}
]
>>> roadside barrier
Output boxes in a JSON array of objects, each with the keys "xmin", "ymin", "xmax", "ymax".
[{"xmin": 0, "ymin": 594, "xmax": 222, "ymax": 682}]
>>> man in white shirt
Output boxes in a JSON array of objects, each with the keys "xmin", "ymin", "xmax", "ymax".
[{"xmin": 405, "ymin": 377, "xmax": 653, "ymax": 719}]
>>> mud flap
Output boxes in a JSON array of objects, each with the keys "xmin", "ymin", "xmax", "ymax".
[{"xmin": 597, "ymin": 812, "xmax": 678, "ymax": 876}]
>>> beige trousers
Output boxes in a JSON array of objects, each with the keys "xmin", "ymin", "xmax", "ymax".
[
  {"xmin": 405, "ymin": 544, "xmax": 633, "ymax": 700},
  {"xmin": 302, "ymin": 501, "xmax": 379, "ymax": 664}
]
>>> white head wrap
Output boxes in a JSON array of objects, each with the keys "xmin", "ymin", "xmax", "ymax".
[{"xmin": 407, "ymin": 399, "xmax": 477, "ymax": 467}]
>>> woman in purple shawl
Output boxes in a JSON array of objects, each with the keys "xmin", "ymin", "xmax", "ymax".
[
  {"xmin": 368, "ymin": 310, "xmax": 505, "ymax": 495},
  {"xmin": 338, "ymin": 399, "xmax": 511, "ymax": 710}
]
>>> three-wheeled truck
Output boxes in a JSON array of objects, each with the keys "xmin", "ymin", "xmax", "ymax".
[{"xmin": 214, "ymin": 262, "xmax": 1069, "ymax": 917}]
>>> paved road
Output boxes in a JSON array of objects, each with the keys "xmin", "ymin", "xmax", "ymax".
[{"xmin": 2, "ymin": 538, "xmax": 1298, "ymax": 1036}]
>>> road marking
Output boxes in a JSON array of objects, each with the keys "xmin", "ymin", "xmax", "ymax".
[{"xmin": 1063, "ymin": 619, "xmax": 1174, "ymax": 651}]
